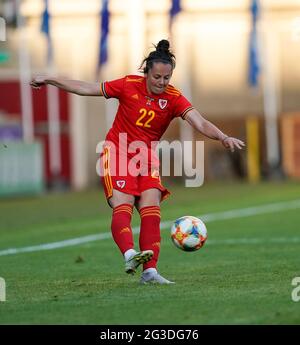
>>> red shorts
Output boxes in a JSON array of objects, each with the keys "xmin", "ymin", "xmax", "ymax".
[{"xmin": 99, "ymin": 146, "xmax": 170, "ymax": 204}]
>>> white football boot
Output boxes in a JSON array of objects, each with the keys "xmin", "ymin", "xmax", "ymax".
[{"xmin": 140, "ymin": 268, "xmax": 175, "ymax": 285}]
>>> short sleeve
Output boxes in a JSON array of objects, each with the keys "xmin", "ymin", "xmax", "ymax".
[
  {"xmin": 172, "ymin": 94, "xmax": 194, "ymax": 120},
  {"xmin": 100, "ymin": 77, "xmax": 126, "ymax": 99}
]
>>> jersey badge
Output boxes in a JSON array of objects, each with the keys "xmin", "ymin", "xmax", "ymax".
[{"xmin": 158, "ymin": 99, "xmax": 168, "ymax": 109}]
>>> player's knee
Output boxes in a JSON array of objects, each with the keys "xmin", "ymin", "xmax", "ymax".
[
  {"xmin": 109, "ymin": 189, "xmax": 135, "ymax": 208},
  {"xmin": 138, "ymin": 189, "xmax": 161, "ymax": 209}
]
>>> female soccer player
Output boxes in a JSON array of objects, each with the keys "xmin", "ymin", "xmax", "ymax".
[{"xmin": 31, "ymin": 39, "xmax": 245, "ymax": 284}]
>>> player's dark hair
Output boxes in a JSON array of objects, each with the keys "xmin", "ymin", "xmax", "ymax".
[{"xmin": 140, "ymin": 39, "xmax": 176, "ymax": 73}]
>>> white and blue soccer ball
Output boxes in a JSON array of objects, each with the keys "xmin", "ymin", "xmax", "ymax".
[{"xmin": 171, "ymin": 216, "xmax": 208, "ymax": 252}]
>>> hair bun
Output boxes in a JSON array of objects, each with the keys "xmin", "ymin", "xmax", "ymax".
[
  {"xmin": 156, "ymin": 39, "xmax": 170, "ymax": 52},
  {"xmin": 139, "ymin": 39, "xmax": 175, "ymax": 73}
]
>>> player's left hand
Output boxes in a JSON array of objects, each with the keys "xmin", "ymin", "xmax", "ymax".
[
  {"xmin": 221, "ymin": 136, "xmax": 245, "ymax": 152},
  {"xmin": 30, "ymin": 75, "xmax": 48, "ymax": 89}
]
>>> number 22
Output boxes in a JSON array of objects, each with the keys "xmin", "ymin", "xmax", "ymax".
[{"xmin": 136, "ymin": 108, "xmax": 155, "ymax": 128}]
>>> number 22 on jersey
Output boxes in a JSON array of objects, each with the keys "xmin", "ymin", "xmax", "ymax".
[{"xmin": 136, "ymin": 108, "xmax": 156, "ymax": 128}]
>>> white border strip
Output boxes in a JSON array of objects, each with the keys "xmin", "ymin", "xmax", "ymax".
[{"xmin": 1, "ymin": 199, "xmax": 300, "ymax": 257}]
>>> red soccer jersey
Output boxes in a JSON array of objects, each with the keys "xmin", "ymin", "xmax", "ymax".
[{"xmin": 101, "ymin": 75, "xmax": 193, "ymax": 150}]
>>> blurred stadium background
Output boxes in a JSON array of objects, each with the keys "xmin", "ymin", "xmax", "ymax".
[
  {"xmin": 0, "ymin": 0, "xmax": 300, "ymax": 195},
  {"xmin": 1, "ymin": 0, "xmax": 300, "ymax": 325}
]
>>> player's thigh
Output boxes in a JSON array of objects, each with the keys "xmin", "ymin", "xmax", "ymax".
[
  {"xmin": 109, "ymin": 189, "xmax": 135, "ymax": 208},
  {"xmin": 137, "ymin": 188, "xmax": 161, "ymax": 209}
]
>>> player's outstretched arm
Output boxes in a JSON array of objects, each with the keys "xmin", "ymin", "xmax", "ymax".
[
  {"xmin": 30, "ymin": 76, "xmax": 102, "ymax": 96},
  {"xmin": 184, "ymin": 108, "xmax": 245, "ymax": 152}
]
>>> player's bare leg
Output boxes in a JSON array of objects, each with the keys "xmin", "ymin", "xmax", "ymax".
[{"xmin": 109, "ymin": 189, "xmax": 135, "ymax": 208}]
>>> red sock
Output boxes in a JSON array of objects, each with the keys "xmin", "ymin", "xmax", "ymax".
[
  {"xmin": 111, "ymin": 204, "xmax": 134, "ymax": 254},
  {"xmin": 139, "ymin": 206, "xmax": 161, "ymax": 270}
]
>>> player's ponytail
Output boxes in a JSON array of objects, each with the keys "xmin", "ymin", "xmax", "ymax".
[{"xmin": 140, "ymin": 39, "xmax": 176, "ymax": 74}]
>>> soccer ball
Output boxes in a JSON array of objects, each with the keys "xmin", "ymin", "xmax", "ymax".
[{"xmin": 171, "ymin": 216, "xmax": 208, "ymax": 251}]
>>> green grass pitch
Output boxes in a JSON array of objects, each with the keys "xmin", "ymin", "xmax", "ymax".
[{"xmin": 0, "ymin": 181, "xmax": 300, "ymax": 324}]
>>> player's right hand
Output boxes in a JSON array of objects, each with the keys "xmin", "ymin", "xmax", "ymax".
[{"xmin": 30, "ymin": 76, "xmax": 47, "ymax": 89}]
